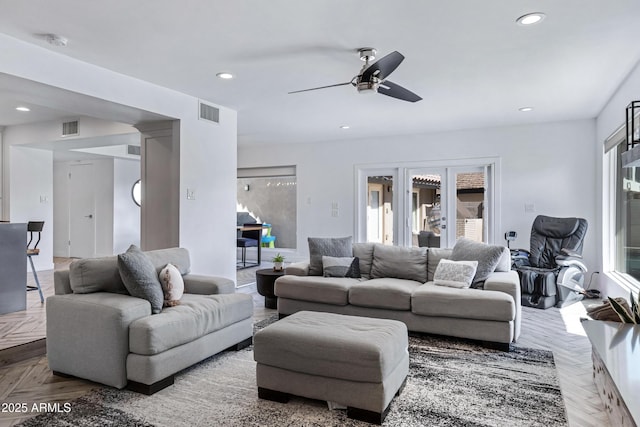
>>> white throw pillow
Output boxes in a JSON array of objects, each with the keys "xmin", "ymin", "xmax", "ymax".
[
  {"xmin": 433, "ymin": 259, "xmax": 478, "ymax": 289},
  {"xmin": 159, "ymin": 263, "xmax": 184, "ymax": 306}
]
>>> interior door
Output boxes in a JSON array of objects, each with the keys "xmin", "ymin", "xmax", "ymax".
[{"xmin": 69, "ymin": 163, "xmax": 96, "ymax": 258}]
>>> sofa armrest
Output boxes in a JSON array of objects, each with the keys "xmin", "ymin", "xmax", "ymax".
[
  {"xmin": 285, "ymin": 261, "xmax": 310, "ymax": 276},
  {"xmin": 46, "ymin": 293, "xmax": 151, "ymax": 388},
  {"xmin": 183, "ymin": 274, "xmax": 235, "ymax": 294},
  {"xmin": 484, "ymin": 271, "xmax": 521, "ymax": 342},
  {"xmin": 53, "ymin": 269, "xmax": 73, "ymax": 295}
]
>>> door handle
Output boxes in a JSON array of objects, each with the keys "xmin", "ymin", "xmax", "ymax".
[{"xmin": 85, "ymin": 214, "xmax": 93, "ymax": 219}]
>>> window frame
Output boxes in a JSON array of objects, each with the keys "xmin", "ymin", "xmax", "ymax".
[{"xmin": 603, "ymin": 127, "xmax": 640, "ymax": 293}]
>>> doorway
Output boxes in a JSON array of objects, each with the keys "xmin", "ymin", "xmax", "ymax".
[{"xmin": 69, "ymin": 163, "xmax": 96, "ymax": 258}]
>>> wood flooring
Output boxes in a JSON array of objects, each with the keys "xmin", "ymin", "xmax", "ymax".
[{"xmin": 0, "ymin": 263, "xmax": 612, "ymax": 426}]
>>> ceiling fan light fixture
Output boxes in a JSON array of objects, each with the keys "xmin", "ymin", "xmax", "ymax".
[
  {"xmin": 516, "ymin": 13, "xmax": 546, "ymax": 26},
  {"xmin": 356, "ymin": 79, "xmax": 378, "ymax": 94}
]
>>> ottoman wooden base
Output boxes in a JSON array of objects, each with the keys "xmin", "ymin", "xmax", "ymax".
[
  {"xmin": 259, "ymin": 378, "xmax": 407, "ymax": 424},
  {"xmin": 254, "ymin": 311, "xmax": 409, "ymax": 425}
]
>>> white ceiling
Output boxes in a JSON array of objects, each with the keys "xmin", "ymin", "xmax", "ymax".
[{"xmin": 1, "ymin": 0, "xmax": 640, "ymax": 146}]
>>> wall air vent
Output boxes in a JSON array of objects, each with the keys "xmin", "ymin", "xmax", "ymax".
[
  {"xmin": 199, "ymin": 101, "xmax": 220, "ymax": 124},
  {"xmin": 61, "ymin": 120, "xmax": 79, "ymax": 137},
  {"xmin": 127, "ymin": 145, "xmax": 141, "ymax": 156}
]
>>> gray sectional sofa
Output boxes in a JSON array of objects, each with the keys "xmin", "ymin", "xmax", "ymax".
[
  {"xmin": 275, "ymin": 241, "xmax": 521, "ymax": 349},
  {"xmin": 47, "ymin": 247, "xmax": 254, "ymax": 394}
]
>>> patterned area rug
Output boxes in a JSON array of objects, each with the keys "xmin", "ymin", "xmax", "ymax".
[{"xmin": 20, "ymin": 318, "xmax": 567, "ymax": 427}]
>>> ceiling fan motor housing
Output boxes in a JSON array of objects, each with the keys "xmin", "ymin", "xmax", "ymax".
[{"xmin": 356, "ymin": 78, "xmax": 379, "ymax": 94}]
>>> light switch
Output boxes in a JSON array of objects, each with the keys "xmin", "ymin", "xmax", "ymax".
[{"xmin": 187, "ymin": 188, "xmax": 196, "ymax": 200}]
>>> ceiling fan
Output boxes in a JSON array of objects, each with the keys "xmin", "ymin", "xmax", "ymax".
[{"xmin": 289, "ymin": 48, "xmax": 422, "ymax": 103}]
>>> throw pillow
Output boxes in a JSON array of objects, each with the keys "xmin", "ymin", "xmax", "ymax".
[
  {"xmin": 322, "ymin": 256, "xmax": 361, "ymax": 278},
  {"xmin": 450, "ymin": 238, "xmax": 506, "ymax": 285},
  {"xmin": 159, "ymin": 263, "xmax": 184, "ymax": 307},
  {"xmin": 117, "ymin": 245, "xmax": 164, "ymax": 314},
  {"xmin": 308, "ymin": 236, "xmax": 353, "ymax": 276},
  {"xmin": 433, "ymin": 259, "xmax": 478, "ymax": 289}
]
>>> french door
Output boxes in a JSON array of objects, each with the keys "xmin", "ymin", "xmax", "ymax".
[
  {"xmin": 407, "ymin": 166, "xmax": 488, "ymax": 248},
  {"xmin": 356, "ymin": 159, "xmax": 498, "ymax": 247}
]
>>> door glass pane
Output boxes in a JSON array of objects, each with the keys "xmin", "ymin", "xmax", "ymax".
[
  {"xmin": 455, "ymin": 171, "xmax": 485, "ymax": 243},
  {"xmin": 367, "ymin": 176, "xmax": 393, "ymax": 245},
  {"xmin": 410, "ymin": 173, "xmax": 442, "ymax": 247}
]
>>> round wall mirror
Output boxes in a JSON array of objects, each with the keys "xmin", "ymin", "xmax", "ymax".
[{"xmin": 132, "ymin": 179, "xmax": 142, "ymax": 207}]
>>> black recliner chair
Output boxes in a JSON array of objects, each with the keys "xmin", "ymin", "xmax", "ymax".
[{"xmin": 513, "ymin": 215, "xmax": 588, "ymax": 309}]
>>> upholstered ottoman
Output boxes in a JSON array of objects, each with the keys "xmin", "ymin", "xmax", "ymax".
[{"xmin": 253, "ymin": 311, "xmax": 408, "ymax": 424}]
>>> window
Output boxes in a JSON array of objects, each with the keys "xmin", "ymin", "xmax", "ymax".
[
  {"xmin": 606, "ymin": 137, "xmax": 640, "ymax": 287},
  {"xmin": 237, "ymin": 166, "xmax": 297, "ymax": 249}
]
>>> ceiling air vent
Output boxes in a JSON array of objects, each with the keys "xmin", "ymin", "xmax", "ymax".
[
  {"xmin": 62, "ymin": 120, "xmax": 79, "ymax": 137},
  {"xmin": 199, "ymin": 101, "xmax": 220, "ymax": 124},
  {"xmin": 127, "ymin": 145, "xmax": 141, "ymax": 156}
]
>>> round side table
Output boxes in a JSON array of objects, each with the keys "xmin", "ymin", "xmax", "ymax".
[{"xmin": 256, "ymin": 268, "xmax": 285, "ymax": 309}]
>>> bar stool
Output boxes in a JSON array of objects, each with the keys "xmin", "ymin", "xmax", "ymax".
[{"xmin": 26, "ymin": 221, "xmax": 45, "ymax": 303}]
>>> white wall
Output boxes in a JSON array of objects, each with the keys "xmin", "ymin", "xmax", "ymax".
[
  {"xmin": 7, "ymin": 145, "xmax": 54, "ymax": 270},
  {"xmin": 113, "ymin": 158, "xmax": 140, "ymax": 253},
  {"xmin": 239, "ymin": 119, "xmax": 599, "ymax": 274},
  {"xmin": 1, "ymin": 34, "xmax": 238, "ymax": 279},
  {"xmin": 52, "ymin": 161, "xmax": 68, "ymax": 256},
  {"xmin": 93, "ymin": 159, "xmax": 115, "ymax": 256},
  {"xmin": 595, "ymin": 59, "xmax": 640, "ymax": 298}
]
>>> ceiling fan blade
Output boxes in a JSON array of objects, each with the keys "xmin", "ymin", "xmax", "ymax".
[
  {"xmin": 377, "ymin": 80, "xmax": 422, "ymax": 102},
  {"xmin": 288, "ymin": 82, "xmax": 352, "ymax": 94},
  {"xmin": 362, "ymin": 51, "xmax": 404, "ymax": 81}
]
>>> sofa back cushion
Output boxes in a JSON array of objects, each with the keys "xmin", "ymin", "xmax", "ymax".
[
  {"xmin": 145, "ymin": 247, "xmax": 191, "ymax": 275},
  {"xmin": 427, "ymin": 248, "xmax": 453, "ymax": 282},
  {"xmin": 353, "ymin": 242, "xmax": 375, "ymax": 279},
  {"xmin": 68, "ymin": 247, "xmax": 191, "ymax": 295},
  {"xmin": 370, "ymin": 244, "xmax": 428, "ymax": 283},
  {"xmin": 308, "ymin": 237, "xmax": 353, "ymax": 276},
  {"xmin": 69, "ymin": 256, "xmax": 128, "ymax": 294},
  {"xmin": 450, "ymin": 238, "xmax": 507, "ymax": 284}
]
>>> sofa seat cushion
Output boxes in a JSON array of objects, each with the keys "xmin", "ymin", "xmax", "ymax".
[
  {"xmin": 254, "ymin": 311, "xmax": 408, "ymax": 383},
  {"xmin": 411, "ymin": 283, "xmax": 515, "ymax": 322},
  {"xmin": 274, "ymin": 275, "xmax": 359, "ymax": 306},
  {"xmin": 349, "ymin": 278, "xmax": 421, "ymax": 310},
  {"xmin": 129, "ymin": 293, "xmax": 253, "ymax": 355}
]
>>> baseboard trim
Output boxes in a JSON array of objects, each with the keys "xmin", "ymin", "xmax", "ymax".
[{"xmin": 0, "ymin": 338, "xmax": 47, "ymax": 367}]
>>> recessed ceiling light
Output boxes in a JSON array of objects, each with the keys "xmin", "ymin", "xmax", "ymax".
[
  {"xmin": 516, "ymin": 13, "xmax": 546, "ymax": 26},
  {"xmin": 44, "ymin": 33, "xmax": 68, "ymax": 46},
  {"xmin": 340, "ymin": 125, "xmax": 350, "ymax": 129},
  {"xmin": 519, "ymin": 107, "xmax": 534, "ymax": 112},
  {"xmin": 216, "ymin": 72, "xmax": 234, "ymax": 80},
  {"xmin": 16, "ymin": 106, "xmax": 30, "ymax": 112}
]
